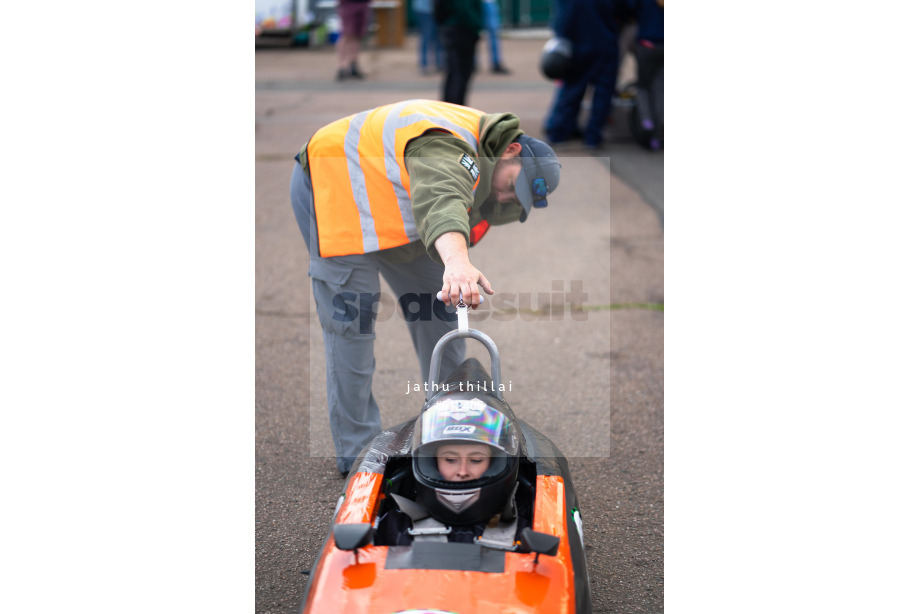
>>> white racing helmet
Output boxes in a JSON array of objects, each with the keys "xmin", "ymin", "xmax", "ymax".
[{"xmin": 411, "ymin": 396, "xmax": 521, "ymax": 525}]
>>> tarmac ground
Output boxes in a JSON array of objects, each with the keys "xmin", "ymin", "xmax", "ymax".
[{"xmin": 256, "ymin": 29, "xmax": 664, "ymax": 613}]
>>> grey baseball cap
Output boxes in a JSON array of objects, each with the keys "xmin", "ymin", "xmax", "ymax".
[{"xmin": 513, "ymin": 135, "xmax": 562, "ymax": 222}]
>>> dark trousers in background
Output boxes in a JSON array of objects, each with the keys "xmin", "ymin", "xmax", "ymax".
[
  {"xmin": 634, "ymin": 42, "xmax": 664, "ymax": 142},
  {"xmin": 440, "ymin": 25, "xmax": 479, "ymax": 106},
  {"xmin": 544, "ymin": 48, "xmax": 619, "ymax": 147}
]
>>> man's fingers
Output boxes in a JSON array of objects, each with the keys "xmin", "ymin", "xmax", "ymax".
[
  {"xmin": 436, "ymin": 290, "xmax": 483, "ymax": 305},
  {"xmin": 478, "ymin": 274, "xmax": 494, "ymax": 296}
]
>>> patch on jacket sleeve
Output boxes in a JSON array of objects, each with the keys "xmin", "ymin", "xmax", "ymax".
[{"xmin": 458, "ymin": 153, "xmax": 480, "ymax": 181}]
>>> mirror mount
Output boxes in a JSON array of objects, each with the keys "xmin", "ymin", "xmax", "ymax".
[
  {"xmin": 519, "ymin": 527, "xmax": 560, "ymax": 567},
  {"xmin": 333, "ymin": 523, "xmax": 374, "ymax": 564}
]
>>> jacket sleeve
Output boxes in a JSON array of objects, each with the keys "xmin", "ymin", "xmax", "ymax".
[
  {"xmin": 405, "ymin": 132, "xmax": 481, "ymax": 263},
  {"xmin": 552, "ymin": 0, "xmax": 579, "ymax": 38}
]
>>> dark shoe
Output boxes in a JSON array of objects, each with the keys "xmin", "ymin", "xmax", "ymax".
[
  {"xmin": 338, "ymin": 456, "xmax": 357, "ymax": 476},
  {"xmin": 491, "ymin": 65, "xmax": 511, "ymax": 75},
  {"xmin": 544, "ymin": 127, "xmax": 584, "ymax": 145},
  {"xmin": 350, "ymin": 64, "xmax": 366, "ymax": 79},
  {"xmin": 335, "ymin": 68, "xmax": 349, "ymax": 81}
]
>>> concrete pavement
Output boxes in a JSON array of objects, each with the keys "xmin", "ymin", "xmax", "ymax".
[{"xmin": 256, "ymin": 30, "xmax": 663, "ymax": 613}]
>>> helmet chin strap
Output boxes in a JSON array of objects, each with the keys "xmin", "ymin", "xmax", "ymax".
[{"xmin": 435, "ymin": 487, "xmax": 481, "ymax": 513}]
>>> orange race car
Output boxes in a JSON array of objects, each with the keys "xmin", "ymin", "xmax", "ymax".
[{"xmin": 299, "ymin": 313, "xmax": 592, "ymax": 614}]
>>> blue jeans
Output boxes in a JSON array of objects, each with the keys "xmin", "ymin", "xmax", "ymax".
[
  {"xmin": 415, "ymin": 11, "xmax": 442, "ymax": 71},
  {"xmin": 482, "ymin": 1, "xmax": 503, "ymax": 68}
]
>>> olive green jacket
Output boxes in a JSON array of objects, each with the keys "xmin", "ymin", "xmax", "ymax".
[{"xmin": 399, "ymin": 111, "xmax": 525, "ymax": 263}]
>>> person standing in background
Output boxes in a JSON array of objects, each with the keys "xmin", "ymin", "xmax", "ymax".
[
  {"xmin": 482, "ymin": 0, "xmax": 511, "ymax": 74},
  {"xmin": 414, "ymin": 0, "xmax": 443, "ymax": 74},
  {"xmin": 335, "ymin": 0, "xmax": 372, "ymax": 81},
  {"xmin": 437, "ymin": 0, "xmax": 483, "ymax": 106},
  {"xmin": 543, "ymin": 0, "xmax": 626, "ymax": 148}
]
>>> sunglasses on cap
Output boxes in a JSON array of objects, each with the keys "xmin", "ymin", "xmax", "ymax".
[{"xmin": 531, "ymin": 177, "xmax": 548, "ymax": 209}]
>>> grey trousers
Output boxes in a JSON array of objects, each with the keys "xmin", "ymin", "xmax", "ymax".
[{"xmin": 290, "ymin": 163, "xmax": 465, "ymax": 473}]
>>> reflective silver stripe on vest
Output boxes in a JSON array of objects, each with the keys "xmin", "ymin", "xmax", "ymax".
[
  {"xmin": 343, "ymin": 109, "xmax": 379, "ymax": 253},
  {"xmin": 382, "ymin": 101, "xmax": 420, "ymax": 243},
  {"xmin": 345, "ymin": 101, "xmax": 480, "ymax": 252}
]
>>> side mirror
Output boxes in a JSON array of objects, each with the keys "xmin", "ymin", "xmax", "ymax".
[
  {"xmin": 520, "ymin": 528, "xmax": 560, "ymax": 566},
  {"xmin": 333, "ymin": 523, "xmax": 374, "ymax": 563}
]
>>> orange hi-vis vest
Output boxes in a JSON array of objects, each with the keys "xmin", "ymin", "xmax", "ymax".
[{"xmin": 307, "ymin": 99, "xmax": 485, "ymax": 258}]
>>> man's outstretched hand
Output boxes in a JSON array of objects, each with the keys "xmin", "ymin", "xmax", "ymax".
[{"xmin": 434, "ymin": 232, "xmax": 494, "ymax": 309}]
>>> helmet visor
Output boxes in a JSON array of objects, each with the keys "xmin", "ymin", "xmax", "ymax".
[{"xmin": 417, "ymin": 398, "xmax": 517, "ymax": 456}]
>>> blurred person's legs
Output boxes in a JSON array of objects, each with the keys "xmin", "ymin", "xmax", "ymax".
[
  {"xmin": 583, "ymin": 51, "xmax": 619, "ymax": 147},
  {"xmin": 416, "ymin": 11, "xmax": 443, "ymax": 73},
  {"xmin": 544, "ymin": 66, "xmax": 591, "ymax": 144},
  {"xmin": 483, "ymin": 0, "xmax": 510, "ymax": 74},
  {"xmin": 649, "ymin": 49, "xmax": 664, "ymax": 144},
  {"xmin": 634, "ymin": 41, "xmax": 664, "ymax": 148},
  {"xmin": 432, "ymin": 26, "xmax": 444, "ymax": 72},
  {"xmin": 336, "ymin": 1, "xmax": 372, "ymax": 80},
  {"xmin": 441, "ymin": 24, "xmax": 478, "ymax": 105}
]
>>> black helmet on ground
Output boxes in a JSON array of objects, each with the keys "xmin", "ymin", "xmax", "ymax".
[{"xmin": 540, "ymin": 37, "xmax": 574, "ymax": 80}]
